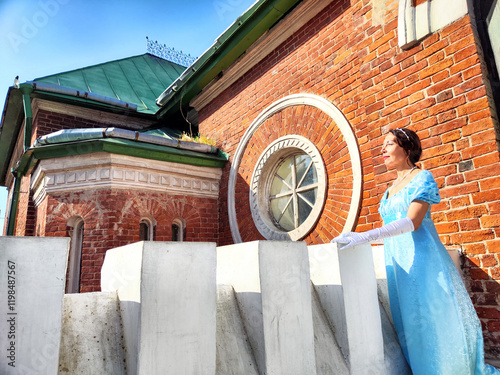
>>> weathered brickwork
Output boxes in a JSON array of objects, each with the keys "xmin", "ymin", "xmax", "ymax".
[
  {"xmin": 31, "ymin": 109, "xmax": 106, "ymax": 143},
  {"xmin": 198, "ymin": 0, "xmax": 500, "ymax": 356},
  {"xmin": 10, "ymin": 109, "xmax": 132, "ymax": 238},
  {"xmin": 36, "ymin": 189, "xmax": 218, "ymax": 292},
  {"xmin": 13, "ymin": 176, "xmax": 34, "ymax": 236}
]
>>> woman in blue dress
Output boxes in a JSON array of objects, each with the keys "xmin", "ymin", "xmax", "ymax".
[{"xmin": 332, "ymin": 128, "xmax": 499, "ymax": 374}]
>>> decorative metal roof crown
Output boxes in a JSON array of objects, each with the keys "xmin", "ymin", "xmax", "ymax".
[{"xmin": 146, "ymin": 37, "xmax": 197, "ymax": 67}]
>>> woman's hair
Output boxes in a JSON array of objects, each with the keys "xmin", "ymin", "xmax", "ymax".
[{"xmin": 389, "ymin": 128, "xmax": 422, "ymax": 165}]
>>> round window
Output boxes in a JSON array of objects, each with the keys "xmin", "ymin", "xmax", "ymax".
[{"xmin": 250, "ymin": 135, "xmax": 326, "ymax": 240}]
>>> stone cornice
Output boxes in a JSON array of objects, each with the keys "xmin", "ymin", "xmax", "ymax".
[
  {"xmin": 31, "ymin": 152, "xmax": 222, "ymax": 206},
  {"xmin": 190, "ymin": 0, "xmax": 335, "ymax": 112}
]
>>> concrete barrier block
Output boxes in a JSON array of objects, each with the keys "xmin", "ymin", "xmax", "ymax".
[
  {"xmin": 218, "ymin": 241, "xmax": 316, "ymax": 375},
  {"xmin": 309, "ymin": 243, "xmax": 385, "ymax": 375},
  {"xmin": 58, "ymin": 292, "xmax": 126, "ymax": 374},
  {"xmin": 217, "ymin": 241, "xmax": 265, "ymax": 371},
  {"xmin": 310, "ymin": 287, "xmax": 349, "ymax": 375},
  {"xmin": 216, "ymin": 285, "xmax": 259, "ymax": 375},
  {"xmin": 0, "ymin": 236, "xmax": 69, "ymax": 375},
  {"xmin": 308, "ymin": 243, "xmax": 348, "ymax": 357},
  {"xmin": 101, "ymin": 240, "xmax": 143, "ymax": 374},
  {"xmin": 259, "ymin": 241, "xmax": 317, "ymax": 374},
  {"xmin": 102, "ymin": 241, "xmax": 217, "ymax": 375}
]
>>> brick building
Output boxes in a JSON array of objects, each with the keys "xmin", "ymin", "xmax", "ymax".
[{"xmin": 1, "ymin": 0, "xmax": 499, "ymax": 358}]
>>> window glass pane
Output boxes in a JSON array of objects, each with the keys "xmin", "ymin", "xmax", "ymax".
[
  {"xmin": 139, "ymin": 222, "xmax": 149, "ymax": 241},
  {"xmin": 279, "ymin": 202, "xmax": 295, "ymax": 231},
  {"xmin": 271, "ymin": 174, "xmax": 291, "ymax": 196},
  {"xmin": 298, "ymin": 189, "xmax": 317, "ymax": 224},
  {"xmin": 172, "ymin": 224, "xmax": 180, "ymax": 241},
  {"xmin": 488, "ymin": 1, "xmax": 500, "ymax": 75},
  {"xmin": 301, "ymin": 161, "xmax": 317, "ymax": 187},
  {"xmin": 275, "ymin": 158, "xmax": 294, "ymax": 186},
  {"xmin": 295, "ymin": 154, "xmax": 310, "ymax": 184},
  {"xmin": 268, "ymin": 152, "xmax": 320, "ymax": 232},
  {"xmin": 270, "ymin": 196, "xmax": 294, "ymax": 231}
]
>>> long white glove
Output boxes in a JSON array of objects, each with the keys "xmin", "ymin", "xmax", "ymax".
[{"xmin": 331, "ymin": 217, "xmax": 414, "ymax": 250}]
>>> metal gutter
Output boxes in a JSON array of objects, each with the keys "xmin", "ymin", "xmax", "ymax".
[
  {"xmin": 0, "ymin": 88, "xmax": 24, "ymax": 186},
  {"xmin": 5, "ymin": 84, "xmax": 33, "ymax": 235},
  {"xmin": 34, "ymin": 127, "xmax": 219, "ymax": 154},
  {"xmin": 27, "ymin": 81, "xmax": 138, "ymax": 111},
  {"xmin": 155, "ymin": 0, "xmax": 301, "ymax": 118}
]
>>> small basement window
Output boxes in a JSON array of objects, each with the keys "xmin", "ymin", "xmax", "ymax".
[
  {"xmin": 172, "ymin": 218, "xmax": 186, "ymax": 241},
  {"xmin": 67, "ymin": 216, "xmax": 84, "ymax": 294},
  {"xmin": 139, "ymin": 217, "xmax": 156, "ymax": 241}
]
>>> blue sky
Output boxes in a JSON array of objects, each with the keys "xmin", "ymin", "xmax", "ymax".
[{"xmin": 0, "ymin": 0, "xmax": 256, "ymax": 233}]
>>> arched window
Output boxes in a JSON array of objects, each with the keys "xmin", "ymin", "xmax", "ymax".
[
  {"xmin": 139, "ymin": 217, "xmax": 156, "ymax": 241},
  {"xmin": 67, "ymin": 216, "xmax": 84, "ymax": 294},
  {"xmin": 172, "ymin": 218, "xmax": 186, "ymax": 242}
]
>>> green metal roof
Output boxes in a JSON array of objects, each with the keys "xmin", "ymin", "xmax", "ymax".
[{"xmin": 35, "ymin": 53, "xmax": 186, "ymax": 114}]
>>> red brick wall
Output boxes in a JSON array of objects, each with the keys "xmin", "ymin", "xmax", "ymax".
[
  {"xmin": 38, "ymin": 189, "xmax": 218, "ymax": 292},
  {"xmin": 13, "ymin": 176, "xmax": 32, "ymax": 236},
  {"xmin": 198, "ymin": 1, "xmax": 500, "ymax": 356},
  {"xmin": 8, "ymin": 110, "xmax": 113, "ymax": 236},
  {"xmin": 31, "ymin": 109, "xmax": 107, "ymax": 144},
  {"xmin": 234, "ymin": 105, "xmax": 353, "ymax": 244}
]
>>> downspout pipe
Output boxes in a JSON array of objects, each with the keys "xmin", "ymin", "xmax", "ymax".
[
  {"xmin": 6, "ymin": 172, "xmax": 22, "ymax": 236},
  {"xmin": 20, "ymin": 84, "xmax": 34, "ymax": 151},
  {"xmin": 6, "ymin": 84, "xmax": 34, "ymax": 235}
]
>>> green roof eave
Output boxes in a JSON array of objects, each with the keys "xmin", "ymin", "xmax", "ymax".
[
  {"xmin": 15, "ymin": 138, "xmax": 228, "ymax": 177},
  {"xmin": 155, "ymin": 0, "xmax": 301, "ymax": 118},
  {"xmin": 0, "ymin": 87, "xmax": 24, "ymax": 185},
  {"xmin": 31, "ymin": 90, "xmax": 153, "ymax": 119}
]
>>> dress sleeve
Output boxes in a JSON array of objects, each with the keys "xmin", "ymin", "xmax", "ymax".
[{"xmin": 406, "ymin": 170, "xmax": 441, "ymax": 205}]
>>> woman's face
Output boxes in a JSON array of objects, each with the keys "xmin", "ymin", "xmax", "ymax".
[{"xmin": 382, "ymin": 133, "xmax": 409, "ymax": 169}]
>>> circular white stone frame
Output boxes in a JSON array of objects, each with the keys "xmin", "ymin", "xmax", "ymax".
[
  {"xmin": 228, "ymin": 93, "xmax": 362, "ymax": 243},
  {"xmin": 250, "ymin": 135, "xmax": 327, "ymax": 240}
]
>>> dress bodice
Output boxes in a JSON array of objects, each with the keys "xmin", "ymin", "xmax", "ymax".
[{"xmin": 379, "ymin": 169, "xmax": 441, "ymax": 223}]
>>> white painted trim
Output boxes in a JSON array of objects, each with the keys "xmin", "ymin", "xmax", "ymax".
[
  {"xmin": 228, "ymin": 93, "xmax": 362, "ymax": 244},
  {"xmin": 430, "ymin": 0, "xmax": 468, "ymax": 32},
  {"xmin": 30, "ymin": 152, "xmax": 223, "ymax": 206},
  {"xmin": 399, "ymin": 0, "xmax": 468, "ymax": 49}
]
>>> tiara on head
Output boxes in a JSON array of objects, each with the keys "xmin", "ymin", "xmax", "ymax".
[{"xmin": 396, "ymin": 128, "xmax": 410, "ymax": 141}]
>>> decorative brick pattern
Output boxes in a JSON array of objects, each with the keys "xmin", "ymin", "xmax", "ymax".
[{"xmin": 37, "ymin": 189, "xmax": 218, "ymax": 292}]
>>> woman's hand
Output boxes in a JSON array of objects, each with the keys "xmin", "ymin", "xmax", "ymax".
[
  {"xmin": 331, "ymin": 217, "xmax": 415, "ymax": 250},
  {"xmin": 331, "ymin": 232, "xmax": 370, "ymax": 250}
]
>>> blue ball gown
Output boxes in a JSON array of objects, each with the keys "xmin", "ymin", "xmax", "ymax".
[{"xmin": 379, "ymin": 169, "xmax": 499, "ymax": 375}]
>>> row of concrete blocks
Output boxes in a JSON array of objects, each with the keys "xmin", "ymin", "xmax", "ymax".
[{"xmin": 0, "ymin": 237, "xmax": 410, "ymax": 374}]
